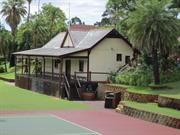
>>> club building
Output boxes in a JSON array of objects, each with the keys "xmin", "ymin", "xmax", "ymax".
[{"xmin": 13, "ymin": 25, "xmax": 133, "ymax": 100}]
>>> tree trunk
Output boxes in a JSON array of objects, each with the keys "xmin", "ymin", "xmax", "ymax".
[
  {"xmin": 27, "ymin": 2, "xmax": 31, "ymax": 22},
  {"xmin": 152, "ymin": 47, "xmax": 160, "ymax": 84},
  {"xmin": 3, "ymin": 52, "xmax": 7, "ymax": 72}
]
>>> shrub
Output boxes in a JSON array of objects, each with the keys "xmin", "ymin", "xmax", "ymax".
[
  {"xmin": 160, "ymin": 68, "xmax": 180, "ymax": 84},
  {"xmin": 115, "ymin": 67, "xmax": 152, "ymax": 87},
  {"xmin": 0, "ymin": 67, "xmax": 5, "ymax": 73}
]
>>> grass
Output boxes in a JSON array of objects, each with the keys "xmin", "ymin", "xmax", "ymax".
[
  {"xmin": 0, "ymin": 63, "xmax": 15, "ymax": 80},
  {"xmin": 0, "ymin": 72, "xmax": 15, "ymax": 79},
  {"xmin": 0, "ymin": 80, "xmax": 90, "ymax": 111},
  {"xmin": 110, "ymin": 81, "xmax": 180, "ymax": 99},
  {"xmin": 122, "ymin": 101, "xmax": 180, "ymax": 119}
]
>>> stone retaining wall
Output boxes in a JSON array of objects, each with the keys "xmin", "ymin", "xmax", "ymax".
[
  {"xmin": 116, "ymin": 103, "xmax": 180, "ymax": 129},
  {"xmin": 127, "ymin": 92, "xmax": 158, "ymax": 103},
  {"xmin": 0, "ymin": 77, "xmax": 15, "ymax": 82},
  {"xmin": 158, "ymin": 96, "xmax": 180, "ymax": 110},
  {"xmin": 103, "ymin": 85, "xmax": 158, "ymax": 102},
  {"xmin": 103, "ymin": 84, "xmax": 127, "ymax": 100},
  {"xmin": 15, "ymin": 75, "xmax": 60, "ymax": 97}
]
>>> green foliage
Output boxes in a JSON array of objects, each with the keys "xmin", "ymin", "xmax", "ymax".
[
  {"xmin": 0, "ymin": 0, "xmax": 27, "ymax": 37},
  {"xmin": 71, "ymin": 17, "xmax": 83, "ymax": 25},
  {"xmin": 0, "ymin": 67, "xmax": 5, "ymax": 73},
  {"xmin": 16, "ymin": 3, "xmax": 66, "ymax": 50},
  {"xmin": 115, "ymin": 67, "xmax": 152, "ymax": 86},
  {"xmin": 160, "ymin": 68, "xmax": 180, "ymax": 84},
  {"xmin": 127, "ymin": 0, "xmax": 179, "ymax": 84}
]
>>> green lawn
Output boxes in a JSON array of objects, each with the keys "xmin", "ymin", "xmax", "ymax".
[
  {"xmin": 0, "ymin": 81, "xmax": 89, "ymax": 111},
  {"xmin": 0, "ymin": 72, "xmax": 15, "ymax": 79},
  {"xmin": 110, "ymin": 81, "xmax": 180, "ymax": 99},
  {"xmin": 0, "ymin": 63, "xmax": 15, "ymax": 79},
  {"xmin": 122, "ymin": 101, "xmax": 180, "ymax": 119}
]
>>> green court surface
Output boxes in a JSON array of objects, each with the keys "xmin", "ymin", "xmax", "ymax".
[{"xmin": 0, "ymin": 115, "xmax": 101, "ymax": 135}]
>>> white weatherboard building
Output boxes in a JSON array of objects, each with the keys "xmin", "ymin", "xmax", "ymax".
[{"xmin": 14, "ymin": 25, "xmax": 133, "ymax": 100}]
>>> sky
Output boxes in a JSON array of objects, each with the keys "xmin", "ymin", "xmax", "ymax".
[{"xmin": 0, "ymin": 0, "xmax": 108, "ymax": 30}]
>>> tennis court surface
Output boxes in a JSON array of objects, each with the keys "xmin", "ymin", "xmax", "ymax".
[{"xmin": 0, "ymin": 115, "xmax": 101, "ymax": 135}]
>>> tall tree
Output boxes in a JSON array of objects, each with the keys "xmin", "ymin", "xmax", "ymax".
[
  {"xmin": 102, "ymin": 0, "xmax": 136, "ymax": 36},
  {"xmin": 127, "ymin": 0, "xmax": 179, "ymax": 84},
  {"xmin": 0, "ymin": 0, "xmax": 27, "ymax": 40},
  {"xmin": 0, "ymin": 24, "xmax": 12, "ymax": 72},
  {"xmin": 1, "ymin": 0, "xmax": 27, "ymax": 67},
  {"xmin": 27, "ymin": 0, "xmax": 32, "ymax": 22},
  {"xmin": 41, "ymin": 3, "xmax": 66, "ymax": 39}
]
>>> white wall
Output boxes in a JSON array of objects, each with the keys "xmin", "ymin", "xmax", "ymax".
[
  {"xmin": 89, "ymin": 38, "xmax": 133, "ymax": 81},
  {"xmin": 63, "ymin": 35, "xmax": 73, "ymax": 47},
  {"xmin": 42, "ymin": 38, "xmax": 133, "ymax": 81}
]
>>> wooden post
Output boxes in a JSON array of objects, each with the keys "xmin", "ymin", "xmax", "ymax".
[
  {"xmin": 35, "ymin": 57, "xmax": 38, "ymax": 77},
  {"xmin": 52, "ymin": 57, "xmax": 54, "ymax": 80},
  {"xmin": 21, "ymin": 56, "xmax": 23, "ymax": 75},
  {"xmin": 43, "ymin": 57, "xmax": 45, "ymax": 78},
  {"xmin": 87, "ymin": 51, "xmax": 90, "ymax": 81},
  {"xmin": 28, "ymin": 56, "xmax": 31, "ymax": 76},
  {"xmin": 15, "ymin": 56, "xmax": 17, "ymax": 76}
]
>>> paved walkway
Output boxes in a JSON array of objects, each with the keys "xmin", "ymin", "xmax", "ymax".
[
  {"xmin": 1, "ymin": 101, "xmax": 180, "ymax": 135},
  {"xmin": 52, "ymin": 101, "xmax": 180, "ymax": 135}
]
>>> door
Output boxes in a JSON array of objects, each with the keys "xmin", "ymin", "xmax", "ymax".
[
  {"xmin": 125, "ymin": 56, "xmax": 130, "ymax": 64},
  {"xmin": 65, "ymin": 60, "xmax": 71, "ymax": 80}
]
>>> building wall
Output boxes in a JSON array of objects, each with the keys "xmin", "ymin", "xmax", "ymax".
[
  {"xmin": 63, "ymin": 34, "xmax": 73, "ymax": 47},
  {"xmin": 42, "ymin": 38, "xmax": 133, "ymax": 81},
  {"xmin": 89, "ymin": 38, "xmax": 133, "ymax": 81}
]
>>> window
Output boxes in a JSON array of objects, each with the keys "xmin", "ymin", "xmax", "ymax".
[
  {"xmin": 54, "ymin": 59, "xmax": 60, "ymax": 68},
  {"xmin": 125, "ymin": 56, "xmax": 130, "ymax": 64},
  {"xmin": 116, "ymin": 54, "xmax": 122, "ymax": 61},
  {"xmin": 79, "ymin": 60, "xmax": 84, "ymax": 72}
]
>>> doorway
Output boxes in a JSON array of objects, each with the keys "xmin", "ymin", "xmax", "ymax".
[{"xmin": 65, "ymin": 60, "xmax": 71, "ymax": 80}]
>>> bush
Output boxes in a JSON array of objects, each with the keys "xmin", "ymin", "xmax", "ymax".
[
  {"xmin": 0, "ymin": 67, "xmax": 5, "ymax": 73},
  {"xmin": 160, "ymin": 68, "xmax": 180, "ymax": 84},
  {"xmin": 115, "ymin": 67, "xmax": 152, "ymax": 87}
]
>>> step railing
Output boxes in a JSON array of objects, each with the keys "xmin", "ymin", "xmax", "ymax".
[
  {"xmin": 62, "ymin": 74, "xmax": 71, "ymax": 99},
  {"xmin": 74, "ymin": 75, "xmax": 82, "ymax": 99}
]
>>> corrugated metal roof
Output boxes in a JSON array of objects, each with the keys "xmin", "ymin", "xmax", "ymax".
[
  {"xmin": 14, "ymin": 47, "xmax": 84, "ymax": 57},
  {"xmin": 43, "ymin": 32, "xmax": 66, "ymax": 49},
  {"xmin": 14, "ymin": 26, "xmax": 117, "ymax": 57},
  {"xmin": 76, "ymin": 29, "xmax": 113, "ymax": 49}
]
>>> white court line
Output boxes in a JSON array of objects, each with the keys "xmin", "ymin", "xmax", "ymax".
[
  {"xmin": 50, "ymin": 114, "xmax": 102, "ymax": 135},
  {"xmin": 52, "ymin": 133, "xmax": 98, "ymax": 135},
  {"xmin": 0, "ymin": 114, "xmax": 102, "ymax": 135},
  {"xmin": 0, "ymin": 115, "xmax": 49, "ymax": 118}
]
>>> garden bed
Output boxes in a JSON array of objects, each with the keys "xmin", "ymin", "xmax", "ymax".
[
  {"xmin": 116, "ymin": 101, "xmax": 180, "ymax": 129},
  {"xmin": 158, "ymin": 96, "xmax": 180, "ymax": 110}
]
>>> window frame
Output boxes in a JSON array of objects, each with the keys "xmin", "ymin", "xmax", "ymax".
[
  {"xmin": 116, "ymin": 54, "xmax": 122, "ymax": 62},
  {"xmin": 79, "ymin": 60, "xmax": 84, "ymax": 72}
]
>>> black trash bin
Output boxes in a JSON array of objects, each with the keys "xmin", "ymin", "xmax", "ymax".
[{"xmin": 104, "ymin": 91, "xmax": 121, "ymax": 109}]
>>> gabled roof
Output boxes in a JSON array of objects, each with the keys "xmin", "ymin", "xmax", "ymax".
[{"xmin": 14, "ymin": 25, "xmax": 132, "ymax": 57}]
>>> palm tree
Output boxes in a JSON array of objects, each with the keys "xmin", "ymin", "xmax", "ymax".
[
  {"xmin": 31, "ymin": 18, "xmax": 48, "ymax": 48},
  {"xmin": 0, "ymin": 0, "xmax": 27, "ymax": 40},
  {"xmin": 127, "ymin": 0, "xmax": 179, "ymax": 84},
  {"xmin": 0, "ymin": 24, "xmax": 12, "ymax": 72},
  {"xmin": 27, "ymin": 0, "xmax": 32, "ymax": 22}
]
